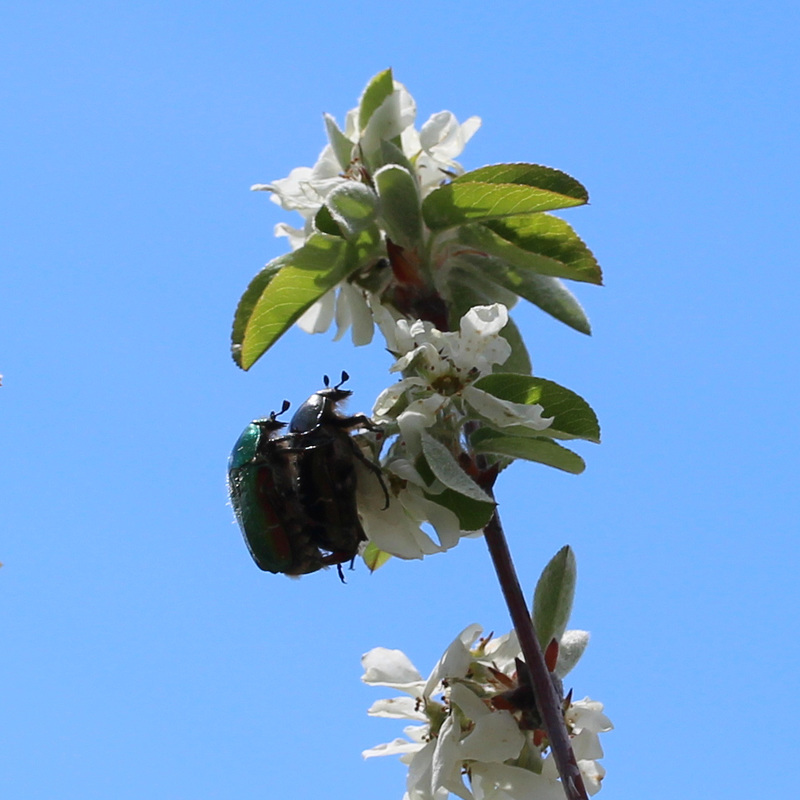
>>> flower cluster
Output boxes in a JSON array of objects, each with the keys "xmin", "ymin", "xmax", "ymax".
[
  {"xmin": 362, "ymin": 625, "xmax": 611, "ymax": 800},
  {"xmin": 355, "ymin": 304, "xmax": 552, "ymax": 561},
  {"xmin": 252, "ymin": 76, "xmax": 480, "ymax": 344},
  {"xmin": 255, "ymin": 83, "xmax": 479, "ymax": 245}
]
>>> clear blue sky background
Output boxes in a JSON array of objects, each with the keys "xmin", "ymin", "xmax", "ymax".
[{"xmin": 2, "ymin": 2, "xmax": 798, "ymax": 798}]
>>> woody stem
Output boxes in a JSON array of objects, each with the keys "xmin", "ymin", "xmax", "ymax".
[{"xmin": 482, "ymin": 508, "xmax": 588, "ymax": 800}]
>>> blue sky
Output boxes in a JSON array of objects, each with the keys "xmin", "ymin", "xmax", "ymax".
[{"xmin": 2, "ymin": 2, "xmax": 798, "ymax": 798}]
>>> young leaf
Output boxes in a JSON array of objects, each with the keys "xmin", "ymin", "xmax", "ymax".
[
  {"xmin": 324, "ymin": 113, "xmax": 355, "ymax": 172},
  {"xmin": 362, "ymin": 541, "xmax": 393, "ymax": 572},
  {"xmin": 473, "ymin": 374, "xmax": 600, "ymax": 442},
  {"xmin": 532, "ymin": 545, "xmax": 577, "ymax": 650},
  {"xmin": 314, "ymin": 204, "xmax": 343, "ymax": 236},
  {"xmin": 358, "ymin": 68, "xmax": 394, "ymax": 133},
  {"xmin": 374, "ymin": 164, "xmax": 423, "ymax": 249},
  {"xmin": 555, "ymin": 630, "xmax": 590, "ymax": 678},
  {"xmin": 421, "ymin": 431, "xmax": 494, "ymax": 504},
  {"xmin": 376, "ymin": 139, "xmax": 416, "ymax": 175},
  {"xmin": 233, "ymin": 229, "xmax": 381, "ymax": 369},
  {"xmin": 423, "ymin": 487, "xmax": 496, "ymax": 531},
  {"xmin": 422, "ymin": 182, "xmax": 587, "ymax": 231},
  {"xmin": 326, "ymin": 182, "xmax": 378, "ymax": 237},
  {"xmin": 457, "ymin": 217, "xmax": 602, "ymax": 285},
  {"xmin": 470, "ymin": 430, "xmax": 585, "ymax": 474}
]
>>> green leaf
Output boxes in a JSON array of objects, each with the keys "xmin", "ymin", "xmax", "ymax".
[
  {"xmin": 454, "ymin": 163, "xmax": 588, "ymax": 203},
  {"xmin": 231, "ymin": 259, "xmax": 287, "ymax": 366},
  {"xmin": 423, "ymin": 181, "xmax": 587, "ymax": 231},
  {"xmin": 358, "ymin": 68, "xmax": 394, "ymax": 133},
  {"xmin": 421, "ymin": 432, "xmax": 494, "ymax": 504},
  {"xmin": 374, "ymin": 164, "xmax": 423, "ymax": 249},
  {"xmin": 495, "ymin": 316, "xmax": 531, "ymax": 376},
  {"xmin": 473, "ymin": 374, "xmax": 600, "ymax": 442},
  {"xmin": 362, "ymin": 541, "xmax": 392, "ymax": 571},
  {"xmin": 462, "ymin": 251, "xmax": 592, "ymax": 334},
  {"xmin": 470, "ymin": 430, "xmax": 585, "ymax": 474},
  {"xmin": 314, "ymin": 204, "xmax": 343, "ymax": 236},
  {"xmin": 485, "ymin": 214, "xmax": 603, "ymax": 286},
  {"xmin": 324, "ymin": 113, "xmax": 355, "ymax": 171},
  {"xmin": 232, "ymin": 229, "xmax": 382, "ymax": 369},
  {"xmin": 326, "ymin": 182, "xmax": 378, "ymax": 237},
  {"xmin": 423, "ymin": 487, "xmax": 496, "ymax": 531},
  {"xmin": 458, "ymin": 215, "xmax": 602, "ymax": 285},
  {"xmin": 532, "ymin": 545, "xmax": 577, "ymax": 650},
  {"xmin": 376, "ymin": 138, "xmax": 416, "ymax": 175},
  {"xmin": 444, "ymin": 264, "xmax": 519, "ymax": 329}
]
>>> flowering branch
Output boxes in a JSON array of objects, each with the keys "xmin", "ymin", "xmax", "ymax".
[{"xmin": 229, "ymin": 69, "xmax": 611, "ymax": 799}]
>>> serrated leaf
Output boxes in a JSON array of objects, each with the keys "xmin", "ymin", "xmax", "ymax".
[
  {"xmin": 532, "ymin": 545, "xmax": 577, "ymax": 650},
  {"xmin": 423, "ymin": 182, "xmax": 587, "ymax": 231},
  {"xmin": 421, "ymin": 432, "xmax": 494, "ymax": 504},
  {"xmin": 423, "ymin": 487, "xmax": 495, "ymax": 531},
  {"xmin": 358, "ymin": 68, "xmax": 394, "ymax": 133},
  {"xmin": 326, "ymin": 182, "xmax": 378, "ymax": 237},
  {"xmin": 457, "ymin": 216, "xmax": 601, "ymax": 285},
  {"xmin": 473, "ymin": 374, "xmax": 600, "ymax": 442},
  {"xmin": 233, "ymin": 229, "xmax": 382, "ymax": 369},
  {"xmin": 324, "ymin": 113, "xmax": 355, "ymax": 171},
  {"xmin": 484, "ymin": 215, "xmax": 602, "ymax": 285},
  {"xmin": 374, "ymin": 164, "xmax": 423, "ymax": 249},
  {"xmin": 470, "ymin": 430, "xmax": 585, "ymax": 474},
  {"xmin": 454, "ymin": 164, "xmax": 588, "ymax": 202}
]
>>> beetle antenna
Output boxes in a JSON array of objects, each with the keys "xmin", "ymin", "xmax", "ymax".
[
  {"xmin": 337, "ymin": 370, "xmax": 350, "ymax": 389},
  {"xmin": 279, "ymin": 399, "xmax": 291, "ymax": 415},
  {"xmin": 323, "ymin": 374, "xmax": 330, "ymax": 388}
]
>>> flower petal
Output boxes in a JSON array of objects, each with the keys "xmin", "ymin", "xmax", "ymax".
[{"xmin": 362, "ymin": 647, "xmax": 424, "ymax": 688}]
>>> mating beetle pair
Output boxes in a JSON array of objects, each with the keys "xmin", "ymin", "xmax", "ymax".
[{"xmin": 228, "ymin": 373, "xmax": 386, "ymax": 579}]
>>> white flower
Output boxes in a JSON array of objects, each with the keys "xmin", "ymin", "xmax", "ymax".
[
  {"xmin": 362, "ymin": 625, "xmax": 612, "ymax": 800},
  {"xmin": 403, "ymin": 111, "xmax": 481, "ymax": 195},
  {"xmin": 355, "ymin": 456, "xmax": 462, "ymax": 560},
  {"xmin": 252, "ymin": 77, "xmax": 481, "ymax": 343},
  {"xmin": 374, "ymin": 304, "xmax": 552, "ymax": 445}
]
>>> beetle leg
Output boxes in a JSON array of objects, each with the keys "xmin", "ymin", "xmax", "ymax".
[{"xmin": 349, "ymin": 439, "xmax": 390, "ymax": 510}]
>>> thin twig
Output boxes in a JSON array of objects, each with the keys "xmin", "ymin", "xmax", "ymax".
[{"xmin": 483, "ymin": 510, "xmax": 588, "ymax": 800}]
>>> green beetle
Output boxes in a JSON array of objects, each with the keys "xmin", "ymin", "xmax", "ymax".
[
  {"xmin": 229, "ymin": 377, "xmax": 387, "ymax": 579},
  {"xmin": 228, "ymin": 403, "xmax": 325, "ymax": 576}
]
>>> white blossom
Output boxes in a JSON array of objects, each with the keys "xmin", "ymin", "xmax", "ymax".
[
  {"xmin": 362, "ymin": 625, "xmax": 611, "ymax": 800},
  {"xmin": 374, "ymin": 304, "xmax": 552, "ymax": 445},
  {"xmin": 252, "ymin": 78, "xmax": 481, "ymax": 343}
]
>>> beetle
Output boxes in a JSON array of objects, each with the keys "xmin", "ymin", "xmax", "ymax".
[
  {"xmin": 287, "ymin": 372, "xmax": 388, "ymax": 576},
  {"xmin": 228, "ymin": 375, "xmax": 387, "ymax": 579},
  {"xmin": 228, "ymin": 402, "xmax": 327, "ymax": 576}
]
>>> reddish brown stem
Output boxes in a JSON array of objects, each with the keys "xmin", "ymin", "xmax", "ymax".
[{"xmin": 483, "ymin": 510, "xmax": 588, "ymax": 800}]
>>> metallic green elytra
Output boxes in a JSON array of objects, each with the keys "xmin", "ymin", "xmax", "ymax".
[{"xmin": 228, "ymin": 403, "xmax": 327, "ymax": 576}]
